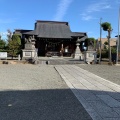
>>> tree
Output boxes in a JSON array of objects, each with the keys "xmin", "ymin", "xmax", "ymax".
[
  {"xmin": 0, "ymin": 40, "xmax": 6, "ymax": 50},
  {"xmin": 85, "ymin": 37, "xmax": 96, "ymax": 50},
  {"xmin": 8, "ymin": 34, "xmax": 21, "ymax": 58},
  {"xmin": 0, "ymin": 35, "xmax": 7, "ymax": 51},
  {"xmin": 101, "ymin": 22, "xmax": 112, "ymax": 63},
  {"xmin": 111, "ymin": 47, "xmax": 116, "ymax": 54},
  {"xmin": 7, "ymin": 29, "xmax": 12, "ymax": 41},
  {"xmin": 104, "ymin": 41, "xmax": 108, "ymax": 45},
  {"xmin": 104, "ymin": 41, "xmax": 108, "ymax": 49}
]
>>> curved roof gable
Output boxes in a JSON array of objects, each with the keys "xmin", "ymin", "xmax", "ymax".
[
  {"xmin": 36, "ymin": 21, "xmax": 72, "ymax": 38},
  {"xmin": 23, "ymin": 20, "xmax": 87, "ymax": 39}
]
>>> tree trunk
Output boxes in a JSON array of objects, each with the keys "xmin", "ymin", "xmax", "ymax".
[{"xmin": 108, "ymin": 31, "xmax": 111, "ymax": 63}]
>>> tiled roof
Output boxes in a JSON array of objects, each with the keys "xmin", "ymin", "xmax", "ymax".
[{"xmin": 23, "ymin": 20, "xmax": 87, "ymax": 39}]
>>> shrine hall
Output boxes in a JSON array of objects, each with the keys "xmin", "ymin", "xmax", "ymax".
[{"xmin": 14, "ymin": 20, "xmax": 87, "ymax": 57}]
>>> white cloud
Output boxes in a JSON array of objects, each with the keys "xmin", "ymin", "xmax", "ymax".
[
  {"xmin": 81, "ymin": 14, "xmax": 97, "ymax": 21},
  {"xmin": 86, "ymin": 2, "xmax": 111, "ymax": 13},
  {"xmin": 80, "ymin": 1, "xmax": 111, "ymax": 21},
  {"xmin": 54, "ymin": 0, "xmax": 73, "ymax": 21}
]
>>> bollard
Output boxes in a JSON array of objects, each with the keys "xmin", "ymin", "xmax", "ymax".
[{"xmin": 18, "ymin": 54, "xmax": 20, "ymax": 61}]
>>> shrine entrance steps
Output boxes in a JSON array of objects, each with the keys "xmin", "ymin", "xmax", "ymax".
[{"xmin": 37, "ymin": 57, "xmax": 85, "ymax": 65}]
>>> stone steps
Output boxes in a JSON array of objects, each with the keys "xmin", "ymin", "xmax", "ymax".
[{"xmin": 37, "ymin": 59, "xmax": 85, "ymax": 65}]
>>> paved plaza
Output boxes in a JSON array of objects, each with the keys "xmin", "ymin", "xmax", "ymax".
[
  {"xmin": 0, "ymin": 64, "xmax": 92, "ymax": 120},
  {"xmin": 55, "ymin": 65, "xmax": 120, "ymax": 120},
  {"xmin": 77, "ymin": 64, "xmax": 120, "ymax": 85},
  {"xmin": 0, "ymin": 64, "xmax": 120, "ymax": 120}
]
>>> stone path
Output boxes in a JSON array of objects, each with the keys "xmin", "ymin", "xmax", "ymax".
[
  {"xmin": 55, "ymin": 65, "xmax": 120, "ymax": 120},
  {"xmin": 37, "ymin": 57, "xmax": 85, "ymax": 65}
]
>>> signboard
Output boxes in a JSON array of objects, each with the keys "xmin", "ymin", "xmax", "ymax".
[
  {"xmin": 25, "ymin": 52, "xmax": 31, "ymax": 56},
  {"xmin": 0, "ymin": 52, "xmax": 7, "ymax": 58}
]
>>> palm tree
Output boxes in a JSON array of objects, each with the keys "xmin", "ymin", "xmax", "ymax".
[{"xmin": 101, "ymin": 22, "xmax": 112, "ymax": 63}]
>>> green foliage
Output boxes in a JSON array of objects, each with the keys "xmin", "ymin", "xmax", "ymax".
[
  {"xmin": 103, "ymin": 41, "xmax": 108, "ymax": 49},
  {"xmin": 85, "ymin": 37, "xmax": 96, "ymax": 44},
  {"xmin": 85, "ymin": 37, "xmax": 96, "ymax": 49},
  {"xmin": 101, "ymin": 50, "xmax": 108, "ymax": 58},
  {"xmin": 7, "ymin": 34, "xmax": 21, "ymax": 57},
  {"xmin": 98, "ymin": 47, "xmax": 116, "ymax": 59},
  {"xmin": 0, "ymin": 39, "xmax": 6, "ymax": 49},
  {"xmin": 104, "ymin": 41, "xmax": 108, "ymax": 45},
  {"xmin": 101, "ymin": 22, "xmax": 112, "ymax": 31},
  {"xmin": 85, "ymin": 37, "xmax": 95, "ymax": 41},
  {"xmin": 0, "ymin": 35, "xmax": 7, "ymax": 51},
  {"xmin": 12, "ymin": 34, "xmax": 21, "ymax": 45},
  {"xmin": 102, "ymin": 50, "xmax": 108, "ymax": 58},
  {"xmin": 97, "ymin": 49, "xmax": 108, "ymax": 58},
  {"xmin": 111, "ymin": 47, "xmax": 116, "ymax": 54}
]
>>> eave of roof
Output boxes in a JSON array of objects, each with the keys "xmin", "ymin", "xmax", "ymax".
[
  {"xmin": 23, "ymin": 30, "xmax": 37, "ymax": 35},
  {"xmin": 71, "ymin": 32, "xmax": 87, "ymax": 37}
]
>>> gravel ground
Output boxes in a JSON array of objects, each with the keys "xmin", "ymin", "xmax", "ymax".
[
  {"xmin": 0, "ymin": 64, "xmax": 92, "ymax": 120},
  {"xmin": 77, "ymin": 64, "xmax": 120, "ymax": 85}
]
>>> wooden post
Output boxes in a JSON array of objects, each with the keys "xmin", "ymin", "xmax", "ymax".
[{"xmin": 61, "ymin": 43, "xmax": 63, "ymax": 56}]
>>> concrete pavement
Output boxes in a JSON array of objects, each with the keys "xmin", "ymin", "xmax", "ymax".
[
  {"xmin": 55, "ymin": 65, "xmax": 120, "ymax": 120},
  {"xmin": 0, "ymin": 64, "xmax": 92, "ymax": 120}
]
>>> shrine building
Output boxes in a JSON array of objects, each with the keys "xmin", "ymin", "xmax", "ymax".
[{"xmin": 14, "ymin": 20, "xmax": 87, "ymax": 57}]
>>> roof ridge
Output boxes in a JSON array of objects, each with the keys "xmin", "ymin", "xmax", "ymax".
[{"xmin": 36, "ymin": 20, "xmax": 68, "ymax": 25}]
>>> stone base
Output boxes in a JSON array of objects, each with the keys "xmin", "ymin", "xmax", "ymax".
[
  {"xmin": 74, "ymin": 43, "xmax": 83, "ymax": 60},
  {"xmin": 74, "ymin": 53, "xmax": 83, "ymax": 60},
  {"xmin": 115, "ymin": 64, "xmax": 120, "ymax": 66},
  {"xmin": 84, "ymin": 51, "xmax": 96, "ymax": 63},
  {"xmin": 22, "ymin": 49, "xmax": 37, "ymax": 60}
]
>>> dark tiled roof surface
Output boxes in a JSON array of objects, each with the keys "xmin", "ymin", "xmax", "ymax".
[
  {"xmin": 22, "ymin": 21, "xmax": 87, "ymax": 39},
  {"xmin": 36, "ymin": 22, "xmax": 72, "ymax": 38},
  {"xmin": 23, "ymin": 30, "xmax": 37, "ymax": 35},
  {"xmin": 14, "ymin": 29, "xmax": 32, "ymax": 34},
  {"xmin": 72, "ymin": 32, "xmax": 87, "ymax": 37}
]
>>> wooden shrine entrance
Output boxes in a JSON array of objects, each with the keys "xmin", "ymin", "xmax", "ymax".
[{"xmin": 37, "ymin": 38, "xmax": 77, "ymax": 57}]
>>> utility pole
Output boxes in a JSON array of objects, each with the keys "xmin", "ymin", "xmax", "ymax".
[
  {"xmin": 99, "ymin": 18, "xmax": 102, "ymax": 64},
  {"xmin": 116, "ymin": 7, "xmax": 120, "ymax": 64},
  {"xmin": 108, "ymin": 30, "xmax": 112, "ymax": 63}
]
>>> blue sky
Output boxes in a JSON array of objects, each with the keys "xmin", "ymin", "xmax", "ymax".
[{"xmin": 0, "ymin": 0, "xmax": 120, "ymax": 39}]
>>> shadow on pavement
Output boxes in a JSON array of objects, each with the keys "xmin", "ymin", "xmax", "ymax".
[
  {"xmin": 0, "ymin": 89, "xmax": 92, "ymax": 120},
  {"xmin": 1, "ymin": 88, "xmax": 120, "ymax": 120}
]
